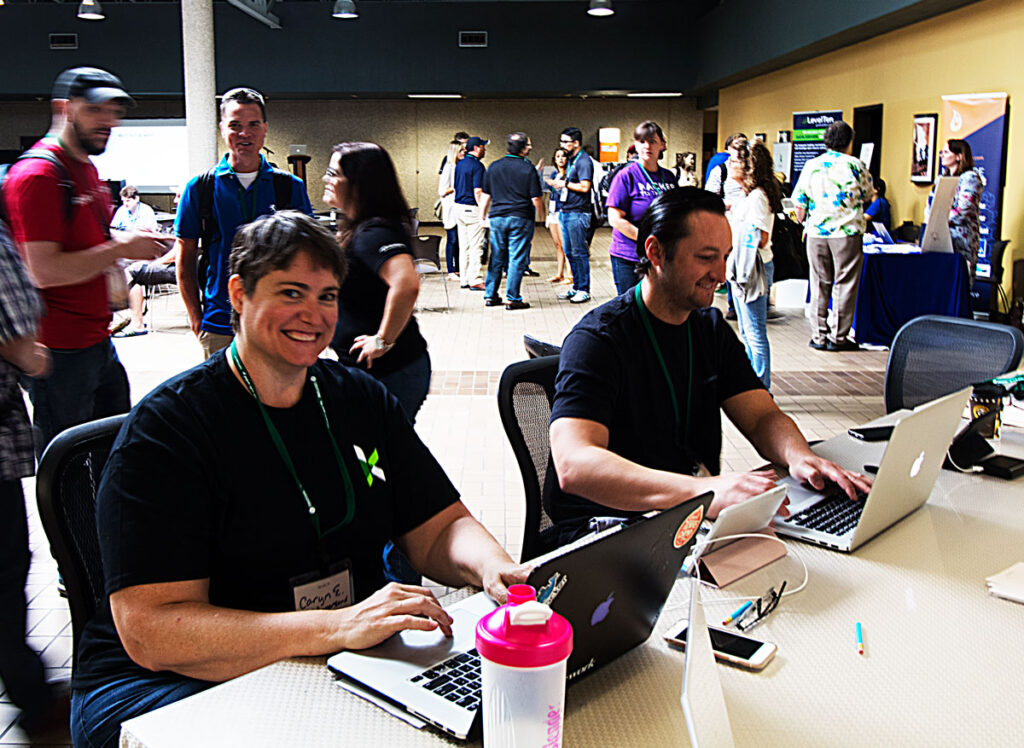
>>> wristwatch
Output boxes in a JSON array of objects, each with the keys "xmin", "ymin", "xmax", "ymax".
[{"xmin": 372, "ymin": 334, "xmax": 393, "ymax": 353}]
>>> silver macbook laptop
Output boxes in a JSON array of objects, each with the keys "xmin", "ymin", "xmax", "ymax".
[
  {"xmin": 681, "ymin": 578, "xmax": 735, "ymax": 748},
  {"xmin": 772, "ymin": 387, "xmax": 970, "ymax": 552},
  {"xmin": 328, "ymin": 494, "xmax": 712, "ymax": 740},
  {"xmin": 921, "ymin": 176, "xmax": 958, "ymax": 253}
]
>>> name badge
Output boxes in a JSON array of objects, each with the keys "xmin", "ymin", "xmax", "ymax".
[
  {"xmin": 559, "ymin": 187, "xmax": 568, "ymax": 202},
  {"xmin": 290, "ymin": 560, "xmax": 353, "ymax": 611}
]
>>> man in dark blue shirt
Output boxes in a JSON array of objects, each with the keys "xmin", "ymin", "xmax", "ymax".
[
  {"xmin": 549, "ymin": 127, "xmax": 594, "ymax": 304},
  {"xmin": 479, "ymin": 132, "xmax": 544, "ymax": 310},
  {"xmin": 453, "ymin": 136, "xmax": 488, "ymax": 290}
]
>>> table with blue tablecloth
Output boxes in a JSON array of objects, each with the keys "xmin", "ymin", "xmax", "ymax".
[{"xmin": 853, "ymin": 249, "xmax": 971, "ymax": 346}]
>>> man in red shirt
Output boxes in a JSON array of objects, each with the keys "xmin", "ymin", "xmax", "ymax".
[{"xmin": 2, "ymin": 67, "xmax": 166, "ymax": 455}]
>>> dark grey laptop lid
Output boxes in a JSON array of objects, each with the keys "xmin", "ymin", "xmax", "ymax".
[{"xmin": 527, "ymin": 493, "xmax": 713, "ymax": 681}]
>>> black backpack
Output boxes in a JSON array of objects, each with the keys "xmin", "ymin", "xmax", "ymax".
[
  {"xmin": 770, "ymin": 214, "xmax": 809, "ymax": 282},
  {"xmin": 596, "ymin": 161, "xmax": 631, "ymax": 222},
  {"xmin": 193, "ymin": 165, "xmax": 295, "ymax": 285},
  {"xmin": 0, "ymin": 148, "xmax": 75, "ymax": 225}
]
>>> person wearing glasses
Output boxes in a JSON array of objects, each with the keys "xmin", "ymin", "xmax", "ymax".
[
  {"xmin": 930, "ymin": 139, "xmax": 983, "ymax": 284},
  {"xmin": 70, "ymin": 212, "xmax": 527, "ymax": 748},
  {"xmin": 547, "ymin": 189, "xmax": 870, "ymax": 544},
  {"xmin": 549, "ymin": 127, "xmax": 594, "ymax": 304},
  {"xmin": 174, "ymin": 87, "xmax": 313, "ymax": 359}
]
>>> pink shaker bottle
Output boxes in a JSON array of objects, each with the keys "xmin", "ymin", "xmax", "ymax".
[{"xmin": 475, "ymin": 584, "xmax": 573, "ymax": 747}]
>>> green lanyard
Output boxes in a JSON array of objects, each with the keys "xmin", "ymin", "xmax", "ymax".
[
  {"xmin": 634, "ymin": 283, "xmax": 692, "ymax": 448},
  {"xmin": 229, "ymin": 341, "xmax": 356, "ymax": 540},
  {"xmin": 635, "ymin": 161, "xmax": 671, "ymax": 194}
]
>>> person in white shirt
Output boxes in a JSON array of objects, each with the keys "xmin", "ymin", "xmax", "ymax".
[
  {"xmin": 727, "ymin": 141, "xmax": 784, "ymax": 388},
  {"xmin": 110, "ymin": 185, "xmax": 158, "ymax": 232}
]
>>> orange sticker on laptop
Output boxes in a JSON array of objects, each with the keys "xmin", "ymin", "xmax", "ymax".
[{"xmin": 674, "ymin": 506, "xmax": 704, "ymax": 548}]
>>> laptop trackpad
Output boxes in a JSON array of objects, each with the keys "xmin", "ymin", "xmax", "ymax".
[{"xmin": 779, "ymin": 476, "xmax": 824, "ymax": 514}]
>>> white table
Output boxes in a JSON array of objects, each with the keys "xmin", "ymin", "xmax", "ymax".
[{"xmin": 120, "ymin": 427, "xmax": 1024, "ymax": 747}]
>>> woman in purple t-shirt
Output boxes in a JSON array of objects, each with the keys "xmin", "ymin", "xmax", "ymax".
[{"xmin": 606, "ymin": 121, "xmax": 677, "ymax": 294}]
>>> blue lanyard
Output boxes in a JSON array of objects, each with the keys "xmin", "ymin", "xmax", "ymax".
[{"xmin": 635, "ymin": 161, "xmax": 670, "ymax": 194}]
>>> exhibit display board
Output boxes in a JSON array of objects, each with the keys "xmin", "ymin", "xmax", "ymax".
[
  {"xmin": 940, "ymin": 93, "xmax": 1008, "ymax": 282},
  {"xmin": 791, "ymin": 110, "xmax": 842, "ymax": 185}
]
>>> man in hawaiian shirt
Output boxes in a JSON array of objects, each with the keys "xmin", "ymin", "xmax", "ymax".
[{"xmin": 792, "ymin": 121, "xmax": 873, "ymax": 352}]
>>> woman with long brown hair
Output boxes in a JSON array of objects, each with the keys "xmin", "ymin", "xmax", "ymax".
[
  {"xmin": 937, "ymin": 138, "xmax": 983, "ymax": 282},
  {"xmin": 543, "ymin": 147, "xmax": 572, "ymax": 284},
  {"xmin": 727, "ymin": 139, "xmax": 783, "ymax": 388},
  {"xmin": 322, "ymin": 142, "xmax": 430, "ymax": 422}
]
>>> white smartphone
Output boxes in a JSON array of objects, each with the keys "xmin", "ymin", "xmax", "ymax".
[{"xmin": 664, "ymin": 620, "xmax": 777, "ymax": 671}]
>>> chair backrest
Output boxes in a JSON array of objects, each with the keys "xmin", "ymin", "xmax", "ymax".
[
  {"xmin": 523, "ymin": 334, "xmax": 562, "ymax": 359},
  {"xmin": 884, "ymin": 315, "xmax": 1024, "ymax": 413},
  {"xmin": 35, "ymin": 414, "xmax": 127, "ymax": 671},
  {"xmin": 412, "ymin": 235, "xmax": 442, "ymax": 267},
  {"xmin": 498, "ymin": 356, "xmax": 560, "ymax": 562}
]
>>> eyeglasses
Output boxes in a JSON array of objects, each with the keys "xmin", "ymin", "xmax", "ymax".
[
  {"xmin": 559, "ymin": 138, "xmax": 574, "ymax": 145},
  {"xmin": 735, "ymin": 580, "xmax": 786, "ymax": 632},
  {"xmin": 324, "ymin": 167, "xmax": 340, "ymax": 179}
]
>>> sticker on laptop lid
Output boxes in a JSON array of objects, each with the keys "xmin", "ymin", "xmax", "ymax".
[
  {"xmin": 674, "ymin": 506, "xmax": 704, "ymax": 548},
  {"xmin": 536, "ymin": 572, "xmax": 568, "ymax": 605}
]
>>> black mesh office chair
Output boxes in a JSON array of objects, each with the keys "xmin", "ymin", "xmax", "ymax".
[
  {"xmin": 35, "ymin": 414, "xmax": 126, "ymax": 670},
  {"xmin": 523, "ymin": 335, "xmax": 562, "ymax": 359},
  {"xmin": 884, "ymin": 315, "xmax": 1024, "ymax": 413},
  {"xmin": 497, "ymin": 356, "xmax": 560, "ymax": 562}
]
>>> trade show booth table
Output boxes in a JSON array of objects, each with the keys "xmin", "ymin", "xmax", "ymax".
[{"xmin": 854, "ymin": 249, "xmax": 971, "ymax": 346}]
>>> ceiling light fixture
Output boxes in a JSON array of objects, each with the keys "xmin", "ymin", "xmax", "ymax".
[
  {"xmin": 77, "ymin": 0, "xmax": 104, "ymax": 20},
  {"xmin": 627, "ymin": 92, "xmax": 684, "ymax": 98},
  {"xmin": 332, "ymin": 0, "xmax": 358, "ymax": 19},
  {"xmin": 407, "ymin": 94, "xmax": 463, "ymax": 100},
  {"xmin": 587, "ymin": 0, "xmax": 614, "ymax": 17}
]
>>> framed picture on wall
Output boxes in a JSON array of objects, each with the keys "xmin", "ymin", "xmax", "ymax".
[{"xmin": 911, "ymin": 113, "xmax": 937, "ymax": 183}]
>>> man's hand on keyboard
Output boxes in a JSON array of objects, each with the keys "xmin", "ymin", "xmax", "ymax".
[{"xmin": 788, "ymin": 455, "xmax": 873, "ymax": 501}]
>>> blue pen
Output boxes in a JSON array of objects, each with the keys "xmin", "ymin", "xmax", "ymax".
[{"xmin": 723, "ymin": 600, "xmax": 752, "ymax": 626}]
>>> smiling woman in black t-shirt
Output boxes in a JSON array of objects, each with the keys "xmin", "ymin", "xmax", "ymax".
[
  {"xmin": 70, "ymin": 212, "xmax": 526, "ymax": 748},
  {"xmin": 322, "ymin": 142, "xmax": 430, "ymax": 424}
]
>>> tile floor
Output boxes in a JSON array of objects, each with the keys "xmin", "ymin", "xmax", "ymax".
[{"xmin": 1, "ymin": 227, "xmax": 888, "ymax": 745}]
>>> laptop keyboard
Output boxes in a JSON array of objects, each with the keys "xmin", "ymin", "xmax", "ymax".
[
  {"xmin": 408, "ymin": 649, "xmax": 482, "ymax": 711},
  {"xmin": 787, "ymin": 490, "xmax": 868, "ymax": 536}
]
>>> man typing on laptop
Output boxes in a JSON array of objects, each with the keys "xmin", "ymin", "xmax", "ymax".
[
  {"xmin": 70, "ymin": 213, "xmax": 528, "ymax": 748},
  {"xmin": 548, "ymin": 188, "xmax": 872, "ymax": 543}
]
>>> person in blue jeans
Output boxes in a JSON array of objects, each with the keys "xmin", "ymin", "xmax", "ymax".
[
  {"xmin": 480, "ymin": 132, "xmax": 545, "ymax": 310},
  {"xmin": 727, "ymin": 141, "xmax": 784, "ymax": 388},
  {"xmin": 551, "ymin": 127, "xmax": 594, "ymax": 304}
]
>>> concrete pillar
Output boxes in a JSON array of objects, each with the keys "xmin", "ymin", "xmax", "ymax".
[{"xmin": 181, "ymin": 0, "xmax": 218, "ymax": 177}]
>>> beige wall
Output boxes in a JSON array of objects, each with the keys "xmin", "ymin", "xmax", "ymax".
[
  {"xmin": 269, "ymin": 98, "xmax": 702, "ymax": 213},
  {"xmin": 1, "ymin": 98, "xmax": 702, "ymax": 215},
  {"xmin": 717, "ymin": 0, "xmax": 1022, "ymax": 266}
]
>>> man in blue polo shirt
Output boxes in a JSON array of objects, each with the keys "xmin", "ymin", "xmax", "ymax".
[
  {"xmin": 549, "ymin": 127, "xmax": 594, "ymax": 304},
  {"xmin": 479, "ymin": 132, "xmax": 544, "ymax": 310},
  {"xmin": 174, "ymin": 87, "xmax": 312, "ymax": 358},
  {"xmin": 453, "ymin": 136, "xmax": 488, "ymax": 290}
]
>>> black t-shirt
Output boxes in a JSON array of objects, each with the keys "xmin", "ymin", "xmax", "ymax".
[
  {"xmin": 482, "ymin": 156, "xmax": 542, "ymax": 220},
  {"xmin": 73, "ymin": 352, "xmax": 459, "ymax": 690},
  {"xmin": 562, "ymin": 152, "xmax": 595, "ymax": 213},
  {"xmin": 331, "ymin": 220, "xmax": 428, "ymax": 378},
  {"xmin": 547, "ymin": 290, "xmax": 765, "ymax": 531}
]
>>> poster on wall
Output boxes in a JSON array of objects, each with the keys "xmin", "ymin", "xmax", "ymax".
[
  {"xmin": 911, "ymin": 113, "xmax": 937, "ymax": 183},
  {"xmin": 791, "ymin": 110, "xmax": 843, "ymax": 185},
  {"xmin": 773, "ymin": 142, "xmax": 792, "ymax": 183},
  {"xmin": 940, "ymin": 92, "xmax": 1008, "ymax": 284}
]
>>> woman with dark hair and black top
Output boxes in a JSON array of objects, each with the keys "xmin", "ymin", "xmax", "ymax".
[{"xmin": 323, "ymin": 142, "xmax": 431, "ymax": 423}]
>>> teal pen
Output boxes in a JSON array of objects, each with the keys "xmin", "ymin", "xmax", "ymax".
[
  {"xmin": 857, "ymin": 622, "xmax": 864, "ymax": 655},
  {"xmin": 723, "ymin": 600, "xmax": 753, "ymax": 626}
]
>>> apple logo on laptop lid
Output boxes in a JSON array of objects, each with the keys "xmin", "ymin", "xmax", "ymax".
[{"xmin": 910, "ymin": 450, "xmax": 926, "ymax": 479}]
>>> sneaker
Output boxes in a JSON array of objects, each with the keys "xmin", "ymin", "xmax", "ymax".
[
  {"xmin": 484, "ymin": 296, "xmax": 502, "ymax": 307},
  {"xmin": 569, "ymin": 291, "xmax": 591, "ymax": 304},
  {"xmin": 827, "ymin": 340, "xmax": 860, "ymax": 352},
  {"xmin": 505, "ymin": 300, "xmax": 531, "ymax": 310},
  {"xmin": 523, "ymin": 268, "xmax": 540, "ymax": 277},
  {"xmin": 557, "ymin": 289, "xmax": 577, "ymax": 301},
  {"xmin": 808, "ymin": 340, "xmax": 828, "ymax": 351},
  {"xmin": 468, "ymin": 284, "xmax": 486, "ymax": 291}
]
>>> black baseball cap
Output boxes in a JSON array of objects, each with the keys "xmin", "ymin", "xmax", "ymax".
[
  {"xmin": 465, "ymin": 136, "xmax": 489, "ymax": 150},
  {"xmin": 51, "ymin": 67, "xmax": 136, "ymax": 107}
]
